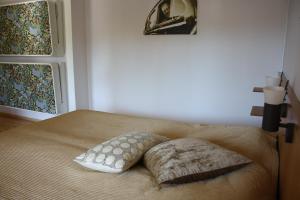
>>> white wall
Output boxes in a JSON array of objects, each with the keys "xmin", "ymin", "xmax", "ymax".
[
  {"xmin": 283, "ymin": 0, "xmax": 300, "ymax": 99},
  {"xmin": 85, "ymin": 0, "xmax": 288, "ymax": 125},
  {"xmin": 71, "ymin": 0, "xmax": 89, "ymax": 109},
  {"xmin": 0, "ymin": 0, "xmax": 288, "ymax": 124}
]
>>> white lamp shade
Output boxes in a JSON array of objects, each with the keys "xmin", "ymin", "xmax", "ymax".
[
  {"xmin": 263, "ymin": 86, "xmax": 285, "ymax": 105},
  {"xmin": 266, "ymin": 76, "xmax": 281, "ymax": 87}
]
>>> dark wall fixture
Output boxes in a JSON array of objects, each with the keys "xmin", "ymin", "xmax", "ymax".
[{"xmin": 251, "ymin": 72, "xmax": 295, "ymax": 143}]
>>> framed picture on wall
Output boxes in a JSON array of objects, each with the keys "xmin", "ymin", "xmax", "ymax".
[
  {"xmin": 144, "ymin": 0, "xmax": 197, "ymax": 35},
  {"xmin": 0, "ymin": 62, "xmax": 66, "ymax": 114},
  {"xmin": 0, "ymin": 0, "xmax": 63, "ymax": 56}
]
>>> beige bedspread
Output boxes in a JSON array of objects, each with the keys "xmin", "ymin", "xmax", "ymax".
[{"xmin": 0, "ymin": 110, "xmax": 278, "ymax": 200}]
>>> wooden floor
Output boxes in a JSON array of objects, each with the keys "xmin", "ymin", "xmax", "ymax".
[{"xmin": 0, "ymin": 113, "xmax": 34, "ymax": 132}]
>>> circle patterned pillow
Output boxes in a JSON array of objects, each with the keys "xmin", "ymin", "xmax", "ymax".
[{"xmin": 74, "ymin": 132, "xmax": 169, "ymax": 173}]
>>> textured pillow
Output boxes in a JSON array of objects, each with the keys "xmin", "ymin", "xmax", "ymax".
[
  {"xmin": 144, "ymin": 138, "xmax": 252, "ymax": 184},
  {"xmin": 74, "ymin": 132, "xmax": 169, "ymax": 173}
]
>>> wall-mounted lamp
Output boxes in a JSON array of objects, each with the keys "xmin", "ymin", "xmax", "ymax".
[{"xmin": 262, "ymin": 84, "xmax": 295, "ymax": 143}]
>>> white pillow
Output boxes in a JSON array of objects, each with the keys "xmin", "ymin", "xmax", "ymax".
[{"xmin": 74, "ymin": 132, "xmax": 169, "ymax": 173}]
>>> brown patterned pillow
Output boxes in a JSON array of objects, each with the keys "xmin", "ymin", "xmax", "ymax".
[{"xmin": 144, "ymin": 138, "xmax": 252, "ymax": 184}]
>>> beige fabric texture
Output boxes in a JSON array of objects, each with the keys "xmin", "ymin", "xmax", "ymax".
[
  {"xmin": 0, "ymin": 110, "xmax": 278, "ymax": 200},
  {"xmin": 144, "ymin": 138, "xmax": 252, "ymax": 184}
]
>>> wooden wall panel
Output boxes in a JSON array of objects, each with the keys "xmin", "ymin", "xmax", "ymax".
[{"xmin": 279, "ymin": 86, "xmax": 300, "ymax": 200}]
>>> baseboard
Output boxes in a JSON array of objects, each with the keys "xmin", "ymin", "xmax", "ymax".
[{"xmin": 0, "ymin": 106, "xmax": 56, "ymax": 120}]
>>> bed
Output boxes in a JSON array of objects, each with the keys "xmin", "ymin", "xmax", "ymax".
[{"xmin": 0, "ymin": 110, "xmax": 278, "ymax": 200}]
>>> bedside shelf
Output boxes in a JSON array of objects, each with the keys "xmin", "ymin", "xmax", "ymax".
[
  {"xmin": 251, "ymin": 106, "xmax": 264, "ymax": 117},
  {"xmin": 253, "ymin": 87, "xmax": 263, "ymax": 93}
]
